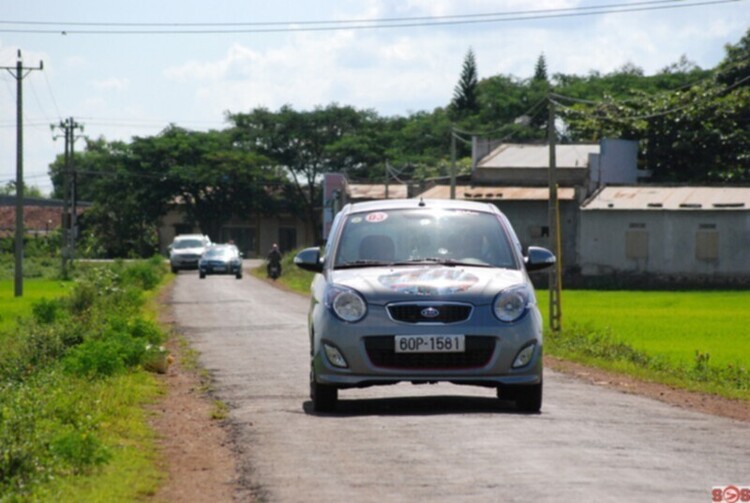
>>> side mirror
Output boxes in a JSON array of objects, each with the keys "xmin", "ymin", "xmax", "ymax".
[
  {"xmin": 525, "ymin": 246, "xmax": 556, "ymax": 271},
  {"xmin": 294, "ymin": 247, "xmax": 324, "ymax": 273}
]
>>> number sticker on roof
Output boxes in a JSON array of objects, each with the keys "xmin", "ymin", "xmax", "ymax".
[{"xmin": 365, "ymin": 212, "xmax": 388, "ymax": 223}]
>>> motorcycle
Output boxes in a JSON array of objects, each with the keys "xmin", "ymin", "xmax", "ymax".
[{"xmin": 268, "ymin": 262, "xmax": 281, "ymax": 280}]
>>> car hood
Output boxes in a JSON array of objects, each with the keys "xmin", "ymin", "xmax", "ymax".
[{"xmin": 329, "ymin": 266, "xmax": 528, "ymax": 305}]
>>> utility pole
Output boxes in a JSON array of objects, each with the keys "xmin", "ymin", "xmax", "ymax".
[
  {"xmin": 385, "ymin": 160, "xmax": 390, "ymax": 199},
  {"xmin": 547, "ymin": 95, "xmax": 562, "ymax": 331},
  {"xmin": 51, "ymin": 117, "xmax": 83, "ymax": 277},
  {"xmin": 2, "ymin": 50, "xmax": 43, "ymax": 297},
  {"xmin": 450, "ymin": 129, "xmax": 457, "ymax": 199}
]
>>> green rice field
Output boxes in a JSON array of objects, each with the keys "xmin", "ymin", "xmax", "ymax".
[
  {"xmin": 537, "ymin": 289, "xmax": 750, "ymax": 369},
  {"xmin": 0, "ymin": 279, "xmax": 73, "ymax": 334}
]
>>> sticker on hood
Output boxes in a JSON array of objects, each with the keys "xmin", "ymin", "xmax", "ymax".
[{"xmin": 379, "ymin": 268, "xmax": 479, "ymax": 295}]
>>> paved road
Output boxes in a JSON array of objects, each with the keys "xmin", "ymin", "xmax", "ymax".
[{"xmin": 169, "ymin": 270, "xmax": 750, "ymax": 503}]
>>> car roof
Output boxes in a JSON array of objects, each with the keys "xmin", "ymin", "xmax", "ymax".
[{"xmin": 341, "ymin": 198, "xmax": 502, "ymax": 215}]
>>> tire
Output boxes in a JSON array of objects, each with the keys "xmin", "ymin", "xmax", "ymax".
[
  {"xmin": 235, "ymin": 272, "xmax": 242, "ymax": 279},
  {"xmin": 199, "ymin": 272, "xmax": 206, "ymax": 279},
  {"xmin": 310, "ymin": 369, "xmax": 337, "ymax": 412},
  {"xmin": 513, "ymin": 382, "xmax": 543, "ymax": 413},
  {"xmin": 171, "ymin": 266, "xmax": 178, "ymax": 274}
]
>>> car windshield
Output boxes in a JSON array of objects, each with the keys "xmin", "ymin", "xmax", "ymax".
[
  {"xmin": 173, "ymin": 239, "xmax": 204, "ymax": 249},
  {"xmin": 204, "ymin": 246, "xmax": 235, "ymax": 258},
  {"xmin": 333, "ymin": 208, "xmax": 518, "ymax": 269}
]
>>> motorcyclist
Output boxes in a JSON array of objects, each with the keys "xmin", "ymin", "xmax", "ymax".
[{"xmin": 267, "ymin": 243, "xmax": 282, "ymax": 278}]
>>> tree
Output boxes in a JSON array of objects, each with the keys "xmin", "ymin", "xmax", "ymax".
[
  {"xmin": 0, "ymin": 181, "xmax": 44, "ymax": 198},
  {"xmin": 451, "ymin": 49, "xmax": 479, "ymax": 118},
  {"xmin": 559, "ymin": 44, "xmax": 750, "ymax": 182},
  {"xmin": 228, "ymin": 104, "xmax": 383, "ymax": 243},
  {"xmin": 533, "ymin": 53, "xmax": 548, "ymax": 83}
]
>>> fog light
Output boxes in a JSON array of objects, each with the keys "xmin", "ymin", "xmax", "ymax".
[
  {"xmin": 512, "ymin": 344, "xmax": 536, "ymax": 368},
  {"xmin": 324, "ymin": 343, "xmax": 348, "ymax": 368}
]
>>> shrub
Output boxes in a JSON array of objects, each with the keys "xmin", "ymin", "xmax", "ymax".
[
  {"xmin": 32, "ymin": 298, "xmax": 63, "ymax": 325},
  {"xmin": 121, "ymin": 258, "xmax": 164, "ymax": 291},
  {"xmin": 62, "ymin": 332, "xmax": 146, "ymax": 379}
]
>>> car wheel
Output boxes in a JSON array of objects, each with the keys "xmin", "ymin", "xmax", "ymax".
[
  {"xmin": 199, "ymin": 272, "xmax": 206, "ymax": 279},
  {"xmin": 510, "ymin": 382, "xmax": 543, "ymax": 413},
  {"xmin": 171, "ymin": 266, "xmax": 178, "ymax": 274},
  {"xmin": 235, "ymin": 272, "xmax": 242, "ymax": 279},
  {"xmin": 310, "ymin": 369, "xmax": 337, "ymax": 412}
]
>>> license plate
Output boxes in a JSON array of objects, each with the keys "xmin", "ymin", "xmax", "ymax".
[
  {"xmin": 214, "ymin": 266, "xmax": 226, "ymax": 272},
  {"xmin": 394, "ymin": 335, "xmax": 465, "ymax": 353}
]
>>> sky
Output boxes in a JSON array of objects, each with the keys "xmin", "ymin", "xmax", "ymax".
[{"xmin": 1, "ymin": 0, "xmax": 748, "ymax": 196}]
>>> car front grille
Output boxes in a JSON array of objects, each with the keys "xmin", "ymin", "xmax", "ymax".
[
  {"xmin": 364, "ymin": 335, "xmax": 496, "ymax": 370},
  {"xmin": 386, "ymin": 303, "xmax": 472, "ymax": 324},
  {"xmin": 177, "ymin": 254, "xmax": 201, "ymax": 261}
]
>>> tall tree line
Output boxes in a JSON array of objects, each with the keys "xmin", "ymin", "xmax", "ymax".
[{"xmin": 48, "ymin": 29, "xmax": 750, "ymax": 257}]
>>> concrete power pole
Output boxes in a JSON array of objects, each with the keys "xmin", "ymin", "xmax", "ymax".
[
  {"xmin": 547, "ymin": 95, "xmax": 562, "ymax": 331},
  {"xmin": 2, "ymin": 50, "xmax": 43, "ymax": 297},
  {"xmin": 51, "ymin": 117, "xmax": 83, "ymax": 277}
]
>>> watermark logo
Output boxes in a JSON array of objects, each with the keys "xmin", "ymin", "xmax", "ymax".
[{"xmin": 712, "ymin": 486, "xmax": 750, "ymax": 503}]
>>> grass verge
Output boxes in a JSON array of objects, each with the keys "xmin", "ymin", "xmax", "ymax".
[{"xmin": 0, "ymin": 257, "xmax": 170, "ymax": 501}]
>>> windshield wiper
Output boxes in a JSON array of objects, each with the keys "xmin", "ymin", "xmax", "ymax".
[{"xmin": 390, "ymin": 258, "xmax": 491, "ymax": 267}]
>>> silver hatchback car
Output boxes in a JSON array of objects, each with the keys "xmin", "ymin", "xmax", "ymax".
[{"xmin": 295, "ymin": 199, "xmax": 555, "ymax": 413}]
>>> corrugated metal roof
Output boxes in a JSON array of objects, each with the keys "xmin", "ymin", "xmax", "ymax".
[
  {"xmin": 582, "ymin": 186, "xmax": 750, "ymax": 211},
  {"xmin": 478, "ymin": 143, "xmax": 599, "ymax": 169},
  {"xmin": 347, "ymin": 184, "xmax": 408, "ymax": 200},
  {"xmin": 418, "ymin": 185, "xmax": 576, "ymax": 201}
]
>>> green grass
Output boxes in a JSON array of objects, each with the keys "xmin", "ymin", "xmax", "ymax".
[
  {"xmin": 27, "ymin": 372, "xmax": 164, "ymax": 502},
  {"xmin": 0, "ymin": 279, "xmax": 73, "ymax": 333},
  {"xmin": 537, "ymin": 290, "xmax": 750, "ymax": 368},
  {"xmin": 0, "ymin": 258, "xmax": 171, "ymax": 501},
  {"xmin": 537, "ymin": 290, "xmax": 750, "ymax": 399}
]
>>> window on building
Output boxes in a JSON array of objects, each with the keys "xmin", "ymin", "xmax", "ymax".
[
  {"xmin": 529, "ymin": 225, "xmax": 549, "ymax": 238},
  {"xmin": 221, "ymin": 227, "xmax": 256, "ymax": 257},
  {"xmin": 695, "ymin": 226, "xmax": 719, "ymax": 262},
  {"xmin": 625, "ymin": 226, "xmax": 649, "ymax": 259},
  {"xmin": 278, "ymin": 227, "xmax": 297, "ymax": 253},
  {"xmin": 174, "ymin": 223, "xmax": 194, "ymax": 235}
]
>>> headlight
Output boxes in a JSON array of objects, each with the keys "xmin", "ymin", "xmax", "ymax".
[
  {"xmin": 326, "ymin": 285, "xmax": 367, "ymax": 322},
  {"xmin": 493, "ymin": 286, "xmax": 530, "ymax": 323}
]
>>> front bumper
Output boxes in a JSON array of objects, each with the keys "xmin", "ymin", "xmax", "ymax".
[
  {"xmin": 171, "ymin": 255, "xmax": 201, "ymax": 269},
  {"xmin": 311, "ymin": 302, "xmax": 544, "ymax": 388},
  {"xmin": 199, "ymin": 262, "xmax": 242, "ymax": 275}
]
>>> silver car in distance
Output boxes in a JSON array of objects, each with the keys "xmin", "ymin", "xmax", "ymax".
[{"xmin": 295, "ymin": 199, "xmax": 555, "ymax": 413}]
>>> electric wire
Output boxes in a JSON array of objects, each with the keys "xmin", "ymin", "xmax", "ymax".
[{"xmin": 0, "ymin": 0, "xmax": 740, "ymax": 35}]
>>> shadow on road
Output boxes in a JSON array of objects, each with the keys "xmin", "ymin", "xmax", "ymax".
[{"xmin": 302, "ymin": 395, "xmax": 539, "ymax": 417}]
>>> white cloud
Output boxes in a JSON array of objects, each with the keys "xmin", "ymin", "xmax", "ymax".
[{"xmin": 92, "ymin": 77, "xmax": 129, "ymax": 91}]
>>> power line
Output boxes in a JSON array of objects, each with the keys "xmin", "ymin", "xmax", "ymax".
[
  {"xmin": 0, "ymin": 0, "xmax": 740, "ymax": 35},
  {"xmin": 0, "ymin": 0, "xmax": 699, "ymax": 27}
]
